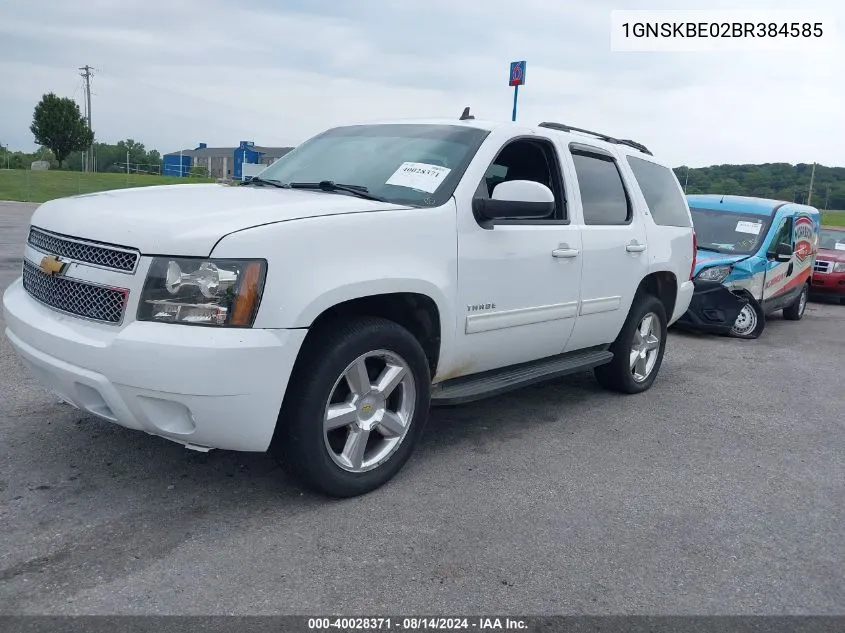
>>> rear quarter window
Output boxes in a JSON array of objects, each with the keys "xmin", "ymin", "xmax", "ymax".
[{"xmin": 627, "ymin": 156, "xmax": 691, "ymax": 228}]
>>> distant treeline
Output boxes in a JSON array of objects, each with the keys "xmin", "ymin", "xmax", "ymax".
[
  {"xmin": 674, "ymin": 163, "xmax": 844, "ymax": 210},
  {"xmin": 0, "ymin": 140, "xmax": 162, "ymax": 174}
]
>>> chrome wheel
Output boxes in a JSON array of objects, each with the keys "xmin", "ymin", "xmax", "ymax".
[
  {"xmin": 629, "ymin": 312, "xmax": 661, "ymax": 383},
  {"xmin": 323, "ymin": 349, "xmax": 416, "ymax": 473},
  {"xmin": 731, "ymin": 304, "xmax": 757, "ymax": 336},
  {"xmin": 798, "ymin": 286, "xmax": 808, "ymax": 315}
]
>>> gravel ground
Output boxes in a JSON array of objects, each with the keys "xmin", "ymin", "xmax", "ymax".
[{"xmin": 1, "ymin": 200, "xmax": 843, "ymax": 615}]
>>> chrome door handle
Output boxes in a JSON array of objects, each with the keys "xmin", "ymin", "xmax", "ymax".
[
  {"xmin": 626, "ymin": 242, "xmax": 647, "ymax": 252},
  {"xmin": 552, "ymin": 248, "xmax": 579, "ymax": 258}
]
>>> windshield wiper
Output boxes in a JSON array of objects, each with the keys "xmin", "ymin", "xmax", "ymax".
[
  {"xmin": 239, "ymin": 176, "xmax": 287, "ymax": 189},
  {"xmin": 286, "ymin": 181, "xmax": 386, "ymax": 202},
  {"xmin": 696, "ymin": 245, "xmax": 724, "ymax": 252}
]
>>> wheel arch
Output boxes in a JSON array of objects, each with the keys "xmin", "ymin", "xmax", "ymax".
[
  {"xmin": 634, "ymin": 270, "xmax": 678, "ymax": 321},
  {"xmin": 299, "ymin": 287, "xmax": 446, "ymax": 378}
]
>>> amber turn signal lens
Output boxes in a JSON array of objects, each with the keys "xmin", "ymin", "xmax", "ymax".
[{"xmin": 230, "ymin": 261, "xmax": 264, "ymax": 326}]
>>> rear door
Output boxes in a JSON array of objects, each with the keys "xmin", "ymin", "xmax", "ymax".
[{"xmin": 561, "ymin": 143, "xmax": 649, "ymax": 352}]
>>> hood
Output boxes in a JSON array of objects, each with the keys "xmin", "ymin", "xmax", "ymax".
[
  {"xmin": 693, "ymin": 250, "xmax": 750, "ymax": 275},
  {"xmin": 817, "ymin": 247, "xmax": 845, "ymax": 263},
  {"xmin": 28, "ymin": 183, "xmax": 411, "ymax": 256}
]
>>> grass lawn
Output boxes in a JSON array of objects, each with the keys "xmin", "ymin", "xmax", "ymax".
[
  {"xmin": 821, "ymin": 210, "xmax": 845, "ymax": 227},
  {"xmin": 0, "ymin": 169, "xmax": 215, "ymax": 204}
]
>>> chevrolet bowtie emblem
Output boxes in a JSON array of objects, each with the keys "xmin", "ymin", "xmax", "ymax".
[{"xmin": 39, "ymin": 255, "xmax": 68, "ymax": 276}]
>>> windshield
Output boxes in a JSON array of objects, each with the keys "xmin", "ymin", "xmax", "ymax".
[
  {"xmin": 689, "ymin": 207, "xmax": 773, "ymax": 255},
  {"xmin": 256, "ymin": 124, "xmax": 489, "ymax": 207},
  {"xmin": 819, "ymin": 228, "xmax": 845, "ymax": 251}
]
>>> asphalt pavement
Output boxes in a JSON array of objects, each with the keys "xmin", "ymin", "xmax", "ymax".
[{"xmin": 0, "ymin": 200, "xmax": 843, "ymax": 615}]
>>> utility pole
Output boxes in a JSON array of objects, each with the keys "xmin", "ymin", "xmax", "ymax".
[
  {"xmin": 684, "ymin": 166, "xmax": 690, "ymax": 193},
  {"xmin": 79, "ymin": 65, "xmax": 94, "ymax": 172},
  {"xmin": 807, "ymin": 161, "xmax": 816, "ymax": 205},
  {"xmin": 824, "ymin": 185, "xmax": 830, "ymax": 210}
]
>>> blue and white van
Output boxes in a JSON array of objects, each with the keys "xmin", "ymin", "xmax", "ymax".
[{"xmin": 677, "ymin": 194, "xmax": 820, "ymax": 339}]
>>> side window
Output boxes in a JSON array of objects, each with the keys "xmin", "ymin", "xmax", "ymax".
[
  {"xmin": 571, "ymin": 151, "xmax": 631, "ymax": 225},
  {"xmin": 767, "ymin": 217, "xmax": 793, "ymax": 256},
  {"xmin": 627, "ymin": 156, "xmax": 691, "ymax": 227},
  {"xmin": 477, "ymin": 138, "xmax": 566, "ymax": 221}
]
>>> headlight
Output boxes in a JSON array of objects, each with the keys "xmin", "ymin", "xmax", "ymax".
[
  {"xmin": 137, "ymin": 257, "xmax": 267, "ymax": 327},
  {"xmin": 834, "ymin": 262, "xmax": 845, "ymax": 273},
  {"xmin": 697, "ymin": 265, "xmax": 732, "ymax": 283}
]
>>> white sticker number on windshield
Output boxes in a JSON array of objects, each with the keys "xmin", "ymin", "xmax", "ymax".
[
  {"xmin": 835, "ymin": 242, "xmax": 845, "ymax": 251},
  {"xmin": 735, "ymin": 220, "xmax": 762, "ymax": 235},
  {"xmin": 386, "ymin": 162, "xmax": 452, "ymax": 193}
]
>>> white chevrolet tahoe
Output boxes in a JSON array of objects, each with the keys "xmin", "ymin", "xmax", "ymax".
[{"xmin": 3, "ymin": 114, "xmax": 695, "ymax": 497}]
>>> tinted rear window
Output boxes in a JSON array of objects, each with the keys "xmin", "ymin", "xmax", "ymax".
[
  {"xmin": 572, "ymin": 153, "xmax": 631, "ymax": 225},
  {"xmin": 627, "ymin": 156, "xmax": 691, "ymax": 228}
]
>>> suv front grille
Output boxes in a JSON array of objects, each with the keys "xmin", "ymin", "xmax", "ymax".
[
  {"xmin": 28, "ymin": 227, "xmax": 139, "ymax": 273},
  {"xmin": 22, "ymin": 260, "xmax": 128, "ymax": 324},
  {"xmin": 814, "ymin": 260, "xmax": 831, "ymax": 274}
]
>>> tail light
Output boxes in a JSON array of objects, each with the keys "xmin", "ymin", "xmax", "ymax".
[{"xmin": 690, "ymin": 230, "xmax": 697, "ymax": 280}]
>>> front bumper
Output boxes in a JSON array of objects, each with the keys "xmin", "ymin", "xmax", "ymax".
[
  {"xmin": 3, "ymin": 278, "xmax": 307, "ymax": 452},
  {"xmin": 810, "ymin": 270, "xmax": 845, "ymax": 297},
  {"xmin": 675, "ymin": 280, "xmax": 749, "ymax": 334}
]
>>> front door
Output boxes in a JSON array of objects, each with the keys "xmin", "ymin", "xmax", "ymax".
[{"xmin": 447, "ymin": 134, "xmax": 583, "ymax": 378}]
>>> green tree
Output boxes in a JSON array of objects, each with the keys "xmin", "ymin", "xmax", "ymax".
[{"xmin": 29, "ymin": 93, "xmax": 94, "ymax": 168}]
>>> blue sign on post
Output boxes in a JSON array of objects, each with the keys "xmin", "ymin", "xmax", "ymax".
[
  {"xmin": 509, "ymin": 61, "xmax": 526, "ymax": 86},
  {"xmin": 509, "ymin": 61, "xmax": 526, "ymax": 121}
]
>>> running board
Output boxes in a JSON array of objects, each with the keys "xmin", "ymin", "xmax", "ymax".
[{"xmin": 430, "ymin": 348, "xmax": 614, "ymax": 406}]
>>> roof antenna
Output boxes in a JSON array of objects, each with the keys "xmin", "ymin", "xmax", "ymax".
[
  {"xmin": 459, "ymin": 106, "xmax": 474, "ymax": 120},
  {"xmin": 720, "ymin": 194, "xmax": 725, "ymax": 203}
]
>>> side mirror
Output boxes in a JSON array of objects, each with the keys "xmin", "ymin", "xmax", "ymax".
[
  {"xmin": 774, "ymin": 242, "xmax": 793, "ymax": 262},
  {"xmin": 472, "ymin": 180, "xmax": 555, "ymax": 222}
]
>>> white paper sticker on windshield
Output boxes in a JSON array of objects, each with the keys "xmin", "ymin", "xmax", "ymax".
[
  {"xmin": 735, "ymin": 220, "xmax": 762, "ymax": 235},
  {"xmin": 385, "ymin": 162, "xmax": 452, "ymax": 193},
  {"xmin": 835, "ymin": 242, "xmax": 845, "ymax": 251}
]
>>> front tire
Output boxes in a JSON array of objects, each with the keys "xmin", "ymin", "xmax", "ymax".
[
  {"xmin": 270, "ymin": 317, "xmax": 431, "ymax": 498},
  {"xmin": 729, "ymin": 299, "xmax": 765, "ymax": 339},
  {"xmin": 783, "ymin": 283, "xmax": 809, "ymax": 320},
  {"xmin": 594, "ymin": 293, "xmax": 667, "ymax": 394}
]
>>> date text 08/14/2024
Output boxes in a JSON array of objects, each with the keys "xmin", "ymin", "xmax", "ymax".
[{"xmin": 307, "ymin": 617, "xmax": 528, "ymax": 630}]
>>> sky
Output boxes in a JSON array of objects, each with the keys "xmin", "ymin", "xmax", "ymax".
[{"xmin": 0, "ymin": 0, "xmax": 842, "ymax": 168}]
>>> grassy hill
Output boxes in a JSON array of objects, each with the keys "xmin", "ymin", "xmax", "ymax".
[{"xmin": 675, "ymin": 162, "xmax": 845, "ymax": 211}]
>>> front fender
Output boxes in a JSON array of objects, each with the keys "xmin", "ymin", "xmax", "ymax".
[{"xmin": 209, "ymin": 201, "xmax": 458, "ymax": 353}]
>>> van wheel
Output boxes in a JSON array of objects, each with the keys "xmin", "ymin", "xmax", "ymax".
[
  {"xmin": 270, "ymin": 317, "xmax": 431, "ymax": 498},
  {"xmin": 594, "ymin": 293, "xmax": 667, "ymax": 394},
  {"xmin": 783, "ymin": 283, "xmax": 809, "ymax": 320},
  {"xmin": 729, "ymin": 300, "xmax": 765, "ymax": 339}
]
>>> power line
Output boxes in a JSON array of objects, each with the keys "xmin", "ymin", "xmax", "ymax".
[{"xmin": 79, "ymin": 65, "xmax": 95, "ymax": 171}]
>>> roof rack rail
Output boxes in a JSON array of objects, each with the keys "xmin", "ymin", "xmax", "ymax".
[{"xmin": 537, "ymin": 121, "xmax": 652, "ymax": 156}]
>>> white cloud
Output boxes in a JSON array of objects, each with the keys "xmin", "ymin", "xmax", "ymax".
[{"xmin": 0, "ymin": 0, "xmax": 842, "ymax": 167}]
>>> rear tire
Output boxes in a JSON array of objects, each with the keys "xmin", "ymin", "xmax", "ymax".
[
  {"xmin": 594, "ymin": 293, "xmax": 667, "ymax": 394},
  {"xmin": 783, "ymin": 283, "xmax": 809, "ymax": 320},
  {"xmin": 270, "ymin": 316, "xmax": 431, "ymax": 498}
]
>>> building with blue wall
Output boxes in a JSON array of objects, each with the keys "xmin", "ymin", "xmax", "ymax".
[{"xmin": 163, "ymin": 142, "xmax": 294, "ymax": 179}]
